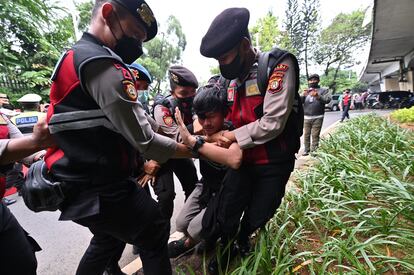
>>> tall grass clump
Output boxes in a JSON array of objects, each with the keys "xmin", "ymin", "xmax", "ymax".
[{"xmin": 232, "ymin": 114, "xmax": 414, "ymax": 274}]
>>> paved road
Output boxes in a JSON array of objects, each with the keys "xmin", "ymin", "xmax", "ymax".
[{"xmin": 7, "ymin": 109, "xmax": 388, "ymax": 274}]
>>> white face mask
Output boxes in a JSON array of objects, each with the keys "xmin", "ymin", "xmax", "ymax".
[{"xmin": 137, "ymin": 90, "xmax": 149, "ymax": 103}]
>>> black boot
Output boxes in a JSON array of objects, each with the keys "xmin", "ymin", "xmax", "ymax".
[{"xmin": 236, "ymin": 235, "xmax": 251, "ymax": 257}]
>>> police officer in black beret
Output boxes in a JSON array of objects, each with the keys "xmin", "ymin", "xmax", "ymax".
[
  {"xmin": 43, "ymin": 0, "xmax": 201, "ymax": 274},
  {"xmin": 199, "ymin": 7, "xmax": 303, "ymax": 274},
  {"xmin": 144, "ymin": 65, "xmax": 199, "ymax": 220}
]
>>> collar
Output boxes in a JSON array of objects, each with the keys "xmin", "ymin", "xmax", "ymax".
[{"xmin": 81, "ymin": 32, "xmax": 106, "ymax": 47}]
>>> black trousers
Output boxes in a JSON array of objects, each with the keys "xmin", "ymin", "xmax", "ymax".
[
  {"xmin": 0, "ymin": 202, "xmax": 40, "ymax": 275},
  {"xmin": 74, "ymin": 184, "xmax": 171, "ymax": 275},
  {"xmin": 216, "ymin": 164, "xmax": 291, "ymax": 242},
  {"xmin": 153, "ymin": 159, "xmax": 197, "ymax": 219},
  {"xmin": 341, "ymin": 104, "xmax": 350, "ymax": 121}
]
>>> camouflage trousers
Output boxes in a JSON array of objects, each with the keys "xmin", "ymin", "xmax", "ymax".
[{"xmin": 303, "ymin": 117, "xmax": 324, "ymax": 153}]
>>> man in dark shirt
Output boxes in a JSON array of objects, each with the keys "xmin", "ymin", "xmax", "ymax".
[{"xmin": 167, "ymin": 84, "xmax": 240, "ymax": 258}]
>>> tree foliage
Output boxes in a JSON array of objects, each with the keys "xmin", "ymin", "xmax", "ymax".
[
  {"xmin": 320, "ymin": 68, "xmax": 368, "ymax": 93},
  {"xmin": 138, "ymin": 15, "xmax": 186, "ymax": 97},
  {"xmin": 280, "ymin": 0, "xmax": 303, "ymax": 56},
  {"xmin": 250, "ymin": 11, "xmax": 281, "ymax": 52},
  {"xmin": 76, "ymin": 0, "xmax": 94, "ymax": 33},
  {"xmin": 313, "ymin": 10, "xmax": 370, "ymax": 80},
  {"xmin": 0, "ymin": 0, "xmax": 76, "ymax": 102}
]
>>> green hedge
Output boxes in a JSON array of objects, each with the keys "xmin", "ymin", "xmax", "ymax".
[{"xmin": 391, "ymin": 107, "xmax": 414, "ymax": 123}]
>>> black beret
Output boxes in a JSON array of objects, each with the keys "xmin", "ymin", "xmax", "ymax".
[
  {"xmin": 200, "ymin": 8, "xmax": 250, "ymax": 58},
  {"xmin": 169, "ymin": 65, "xmax": 198, "ymax": 88},
  {"xmin": 308, "ymin": 74, "xmax": 320, "ymax": 80},
  {"xmin": 112, "ymin": 0, "xmax": 157, "ymax": 41}
]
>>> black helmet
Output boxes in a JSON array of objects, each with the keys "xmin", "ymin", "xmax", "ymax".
[{"xmin": 21, "ymin": 161, "xmax": 67, "ymax": 212}]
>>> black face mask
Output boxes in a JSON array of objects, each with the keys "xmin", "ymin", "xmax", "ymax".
[
  {"xmin": 111, "ymin": 14, "xmax": 144, "ymax": 64},
  {"xmin": 219, "ymin": 51, "xmax": 244, "ymax": 80},
  {"xmin": 114, "ymin": 36, "xmax": 143, "ymax": 64},
  {"xmin": 176, "ymin": 96, "xmax": 194, "ymax": 112},
  {"xmin": 309, "ymin": 82, "xmax": 320, "ymax": 88}
]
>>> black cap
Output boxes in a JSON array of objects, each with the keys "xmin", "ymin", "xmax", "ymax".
[
  {"xmin": 308, "ymin": 74, "xmax": 320, "ymax": 81},
  {"xmin": 112, "ymin": 0, "xmax": 157, "ymax": 41},
  {"xmin": 200, "ymin": 8, "xmax": 250, "ymax": 58},
  {"xmin": 169, "ymin": 65, "xmax": 198, "ymax": 88}
]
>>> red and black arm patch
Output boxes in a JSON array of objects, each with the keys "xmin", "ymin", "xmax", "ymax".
[
  {"xmin": 114, "ymin": 63, "xmax": 137, "ymax": 101},
  {"xmin": 267, "ymin": 63, "xmax": 289, "ymax": 94}
]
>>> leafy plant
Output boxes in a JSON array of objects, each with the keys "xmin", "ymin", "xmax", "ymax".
[
  {"xmin": 391, "ymin": 107, "xmax": 414, "ymax": 123},
  {"xmin": 224, "ymin": 114, "xmax": 414, "ymax": 274}
]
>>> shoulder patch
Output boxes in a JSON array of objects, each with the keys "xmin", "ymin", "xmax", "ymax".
[
  {"xmin": 122, "ymin": 80, "xmax": 138, "ymax": 101},
  {"xmin": 267, "ymin": 70, "xmax": 285, "ymax": 94},
  {"xmin": 163, "ymin": 115, "xmax": 174, "ymax": 126},
  {"xmin": 160, "ymin": 106, "xmax": 171, "ymax": 116},
  {"xmin": 114, "ymin": 63, "xmax": 133, "ymax": 81},
  {"xmin": 275, "ymin": 64, "xmax": 289, "ymax": 72},
  {"xmin": 130, "ymin": 68, "xmax": 140, "ymax": 80}
]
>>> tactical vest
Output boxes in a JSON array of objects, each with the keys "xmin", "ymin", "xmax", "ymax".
[
  {"xmin": 44, "ymin": 33, "xmax": 136, "ymax": 184},
  {"xmin": 223, "ymin": 48, "xmax": 303, "ymax": 165}
]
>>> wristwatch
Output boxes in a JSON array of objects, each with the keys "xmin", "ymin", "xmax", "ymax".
[{"xmin": 191, "ymin": 136, "xmax": 205, "ymax": 157}]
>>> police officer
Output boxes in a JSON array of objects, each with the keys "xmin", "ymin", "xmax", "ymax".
[
  {"xmin": 11, "ymin": 93, "xmax": 46, "ymax": 134},
  {"xmin": 43, "ymin": 1, "xmax": 196, "ymax": 274},
  {"xmin": 9, "ymin": 93, "xmax": 46, "ymax": 195},
  {"xmin": 200, "ymin": 8, "xmax": 303, "ymax": 273},
  {"xmin": 128, "ymin": 62, "xmax": 152, "ymax": 114},
  {"xmin": 302, "ymin": 74, "xmax": 331, "ymax": 155},
  {"xmin": 146, "ymin": 66, "xmax": 199, "ymax": 219}
]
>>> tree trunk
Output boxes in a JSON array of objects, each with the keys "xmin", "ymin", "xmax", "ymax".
[
  {"xmin": 331, "ymin": 60, "xmax": 342, "ymax": 93},
  {"xmin": 304, "ymin": 28, "xmax": 309, "ymax": 79}
]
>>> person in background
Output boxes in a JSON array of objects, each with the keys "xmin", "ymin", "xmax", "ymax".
[
  {"xmin": 128, "ymin": 62, "xmax": 152, "ymax": 114},
  {"xmin": 147, "ymin": 66, "xmax": 200, "ymax": 219},
  {"xmin": 11, "ymin": 93, "xmax": 46, "ymax": 134},
  {"xmin": 0, "ymin": 93, "xmax": 19, "ymax": 117},
  {"xmin": 340, "ymin": 89, "xmax": 354, "ymax": 122},
  {"xmin": 301, "ymin": 74, "xmax": 331, "ymax": 156},
  {"xmin": 167, "ymin": 84, "xmax": 241, "ymax": 258}
]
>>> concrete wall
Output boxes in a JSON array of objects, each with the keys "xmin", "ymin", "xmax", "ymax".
[
  {"xmin": 399, "ymin": 70, "xmax": 414, "ymax": 92},
  {"xmin": 384, "ymin": 77, "xmax": 400, "ymax": 91}
]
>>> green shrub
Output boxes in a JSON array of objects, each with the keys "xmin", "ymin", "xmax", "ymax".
[
  {"xmin": 230, "ymin": 114, "xmax": 414, "ymax": 274},
  {"xmin": 391, "ymin": 107, "xmax": 414, "ymax": 123}
]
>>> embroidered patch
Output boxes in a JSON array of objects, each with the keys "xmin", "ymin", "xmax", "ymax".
[
  {"xmin": 170, "ymin": 72, "xmax": 179, "ymax": 84},
  {"xmin": 275, "ymin": 64, "xmax": 289, "ymax": 72},
  {"xmin": 161, "ymin": 106, "xmax": 171, "ymax": 116},
  {"xmin": 122, "ymin": 80, "xmax": 138, "ymax": 101},
  {"xmin": 245, "ymin": 80, "xmax": 260, "ymax": 96},
  {"xmin": 114, "ymin": 63, "xmax": 133, "ymax": 81},
  {"xmin": 267, "ymin": 75, "xmax": 283, "ymax": 94},
  {"xmin": 137, "ymin": 3, "xmax": 155, "ymax": 27},
  {"xmin": 130, "ymin": 68, "xmax": 139, "ymax": 80},
  {"xmin": 227, "ymin": 87, "xmax": 235, "ymax": 102},
  {"xmin": 163, "ymin": 115, "xmax": 174, "ymax": 126}
]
